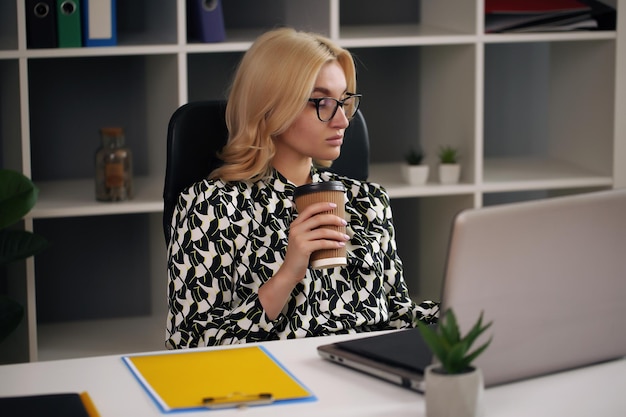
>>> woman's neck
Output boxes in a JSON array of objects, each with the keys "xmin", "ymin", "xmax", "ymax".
[{"xmin": 272, "ymin": 157, "xmax": 312, "ymax": 186}]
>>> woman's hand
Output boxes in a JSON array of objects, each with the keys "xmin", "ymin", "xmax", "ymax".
[
  {"xmin": 258, "ymin": 201, "xmax": 348, "ymax": 320},
  {"xmin": 283, "ymin": 201, "xmax": 349, "ymax": 279}
]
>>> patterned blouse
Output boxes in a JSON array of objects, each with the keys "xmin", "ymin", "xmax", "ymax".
[{"xmin": 166, "ymin": 168, "xmax": 439, "ymax": 349}]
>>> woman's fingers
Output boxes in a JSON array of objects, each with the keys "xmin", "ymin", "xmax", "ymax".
[
  {"xmin": 295, "ymin": 201, "xmax": 338, "ymax": 218},
  {"xmin": 292, "ymin": 202, "xmax": 345, "ymax": 227},
  {"xmin": 291, "ymin": 202, "xmax": 347, "ymax": 245},
  {"xmin": 282, "ymin": 201, "xmax": 349, "ymax": 276}
]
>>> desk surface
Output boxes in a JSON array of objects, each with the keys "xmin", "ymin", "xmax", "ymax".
[{"xmin": 1, "ymin": 332, "xmax": 625, "ymax": 416}]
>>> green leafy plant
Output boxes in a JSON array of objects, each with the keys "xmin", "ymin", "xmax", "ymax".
[
  {"xmin": 0, "ymin": 169, "xmax": 49, "ymax": 344},
  {"xmin": 438, "ymin": 145, "xmax": 459, "ymax": 164},
  {"xmin": 417, "ymin": 308, "xmax": 492, "ymax": 374},
  {"xmin": 405, "ymin": 148, "xmax": 425, "ymax": 165}
]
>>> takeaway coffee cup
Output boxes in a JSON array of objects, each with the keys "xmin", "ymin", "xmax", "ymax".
[{"xmin": 294, "ymin": 181, "xmax": 347, "ymax": 269}]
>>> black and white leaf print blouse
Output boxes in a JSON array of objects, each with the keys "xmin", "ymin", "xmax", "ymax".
[{"xmin": 166, "ymin": 167, "xmax": 439, "ymax": 348}]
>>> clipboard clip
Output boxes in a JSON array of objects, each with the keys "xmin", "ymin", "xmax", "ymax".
[{"xmin": 202, "ymin": 392, "xmax": 274, "ymax": 409}]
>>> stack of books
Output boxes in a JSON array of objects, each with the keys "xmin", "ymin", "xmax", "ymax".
[{"xmin": 485, "ymin": 0, "xmax": 616, "ymax": 33}]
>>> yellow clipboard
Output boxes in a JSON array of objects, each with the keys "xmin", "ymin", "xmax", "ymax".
[{"xmin": 123, "ymin": 346, "xmax": 315, "ymax": 412}]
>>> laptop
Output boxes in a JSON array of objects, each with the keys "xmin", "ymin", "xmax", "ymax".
[{"xmin": 317, "ymin": 188, "xmax": 626, "ymax": 391}]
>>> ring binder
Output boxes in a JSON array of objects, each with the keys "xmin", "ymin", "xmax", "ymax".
[
  {"xmin": 25, "ymin": 0, "xmax": 58, "ymax": 49},
  {"xmin": 186, "ymin": 0, "xmax": 226, "ymax": 43},
  {"xmin": 81, "ymin": 0, "xmax": 117, "ymax": 46},
  {"xmin": 56, "ymin": 0, "xmax": 82, "ymax": 47}
]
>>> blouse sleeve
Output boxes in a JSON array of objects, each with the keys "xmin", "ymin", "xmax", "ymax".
[
  {"xmin": 165, "ymin": 181, "xmax": 281, "ymax": 348},
  {"xmin": 369, "ymin": 183, "xmax": 440, "ymax": 326}
]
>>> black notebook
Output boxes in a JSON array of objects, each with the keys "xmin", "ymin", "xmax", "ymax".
[
  {"xmin": 318, "ymin": 328, "xmax": 433, "ymax": 392},
  {"xmin": 0, "ymin": 392, "xmax": 98, "ymax": 417}
]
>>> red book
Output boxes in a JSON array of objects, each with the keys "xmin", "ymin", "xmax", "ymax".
[{"xmin": 485, "ymin": 0, "xmax": 591, "ymax": 14}]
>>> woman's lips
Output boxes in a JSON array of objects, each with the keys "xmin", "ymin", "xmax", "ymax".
[{"xmin": 326, "ymin": 135, "xmax": 343, "ymax": 146}]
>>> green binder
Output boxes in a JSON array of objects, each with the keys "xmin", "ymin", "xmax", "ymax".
[{"xmin": 56, "ymin": 0, "xmax": 82, "ymax": 48}]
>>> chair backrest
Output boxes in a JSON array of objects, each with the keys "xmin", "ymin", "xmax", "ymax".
[{"xmin": 163, "ymin": 100, "xmax": 370, "ymax": 244}]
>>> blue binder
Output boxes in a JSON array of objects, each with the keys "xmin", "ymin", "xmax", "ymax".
[
  {"xmin": 187, "ymin": 0, "xmax": 226, "ymax": 43},
  {"xmin": 81, "ymin": 0, "xmax": 116, "ymax": 47}
]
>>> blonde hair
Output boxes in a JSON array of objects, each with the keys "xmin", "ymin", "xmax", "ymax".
[{"xmin": 209, "ymin": 27, "xmax": 357, "ymax": 182}]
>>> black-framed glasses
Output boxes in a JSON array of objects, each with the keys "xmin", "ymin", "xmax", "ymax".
[{"xmin": 308, "ymin": 93, "xmax": 362, "ymax": 122}]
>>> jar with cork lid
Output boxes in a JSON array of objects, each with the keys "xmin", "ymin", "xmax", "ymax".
[{"xmin": 95, "ymin": 127, "xmax": 133, "ymax": 201}]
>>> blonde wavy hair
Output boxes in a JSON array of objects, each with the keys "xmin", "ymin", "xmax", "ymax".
[{"xmin": 209, "ymin": 27, "xmax": 357, "ymax": 183}]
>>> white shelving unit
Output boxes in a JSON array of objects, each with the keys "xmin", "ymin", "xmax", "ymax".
[{"xmin": 1, "ymin": 0, "xmax": 623, "ymax": 363}]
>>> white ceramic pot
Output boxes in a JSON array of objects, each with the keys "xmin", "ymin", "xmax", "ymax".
[
  {"xmin": 424, "ymin": 365, "xmax": 484, "ymax": 417},
  {"xmin": 438, "ymin": 164, "xmax": 461, "ymax": 184},
  {"xmin": 402, "ymin": 164, "xmax": 429, "ymax": 185}
]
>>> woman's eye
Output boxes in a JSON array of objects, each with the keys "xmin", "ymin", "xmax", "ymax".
[{"xmin": 318, "ymin": 98, "xmax": 334, "ymax": 107}]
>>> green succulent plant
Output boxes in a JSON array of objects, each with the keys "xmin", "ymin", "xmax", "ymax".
[
  {"xmin": 0, "ymin": 169, "xmax": 49, "ymax": 344},
  {"xmin": 438, "ymin": 145, "xmax": 459, "ymax": 164},
  {"xmin": 417, "ymin": 308, "xmax": 492, "ymax": 374},
  {"xmin": 405, "ymin": 148, "xmax": 425, "ymax": 165}
]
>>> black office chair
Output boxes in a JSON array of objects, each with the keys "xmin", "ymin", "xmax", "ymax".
[{"xmin": 163, "ymin": 100, "xmax": 370, "ymax": 245}]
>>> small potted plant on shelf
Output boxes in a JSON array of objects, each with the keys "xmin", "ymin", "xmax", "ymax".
[
  {"xmin": 402, "ymin": 148, "xmax": 429, "ymax": 185},
  {"xmin": 416, "ymin": 308, "xmax": 493, "ymax": 417},
  {"xmin": 0, "ymin": 170, "xmax": 48, "ymax": 347},
  {"xmin": 438, "ymin": 145, "xmax": 461, "ymax": 184}
]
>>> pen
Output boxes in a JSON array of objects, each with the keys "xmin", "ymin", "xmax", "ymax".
[{"xmin": 202, "ymin": 392, "xmax": 274, "ymax": 409}]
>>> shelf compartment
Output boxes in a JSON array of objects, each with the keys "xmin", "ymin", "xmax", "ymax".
[
  {"xmin": 484, "ymin": 40, "xmax": 615, "ymax": 181},
  {"xmin": 352, "ymin": 43, "xmax": 476, "ymax": 182},
  {"xmin": 33, "ymin": 214, "xmax": 152, "ymax": 322},
  {"xmin": 27, "ymin": 54, "xmax": 178, "ymax": 184},
  {"xmin": 15, "ymin": 0, "xmax": 178, "ymax": 50},
  {"xmin": 339, "ymin": 0, "xmax": 477, "ymax": 41}
]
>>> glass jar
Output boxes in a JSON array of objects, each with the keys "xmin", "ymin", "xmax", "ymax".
[{"xmin": 95, "ymin": 127, "xmax": 133, "ymax": 201}]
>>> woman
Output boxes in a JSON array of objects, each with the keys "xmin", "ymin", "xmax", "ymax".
[{"xmin": 166, "ymin": 27, "xmax": 438, "ymax": 349}]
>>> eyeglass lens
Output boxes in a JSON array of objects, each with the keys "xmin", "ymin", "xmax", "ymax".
[{"xmin": 317, "ymin": 95, "xmax": 360, "ymax": 121}]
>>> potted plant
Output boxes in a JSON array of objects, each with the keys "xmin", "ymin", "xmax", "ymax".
[
  {"xmin": 0, "ymin": 169, "xmax": 48, "ymax": 345},
  {"xmin": 417, "ymin": 308, "xmax": 493, "ymax": 417},
  {"xmin": 438, "ymin": 145, "xmax": 461, "ymax": 184},
  {"xmin": 402, "ymin": 148, "xmax": 429, "ymax": 185}
]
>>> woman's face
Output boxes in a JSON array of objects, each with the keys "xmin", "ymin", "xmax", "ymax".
[{"xmin": 273, "ymin": 61, "xmax": 351, "ymax": 166}]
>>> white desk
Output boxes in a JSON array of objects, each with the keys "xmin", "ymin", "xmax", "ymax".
[{"xmin": 1, "ymin": 332, "xmax": 625, "ymax": 416}]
